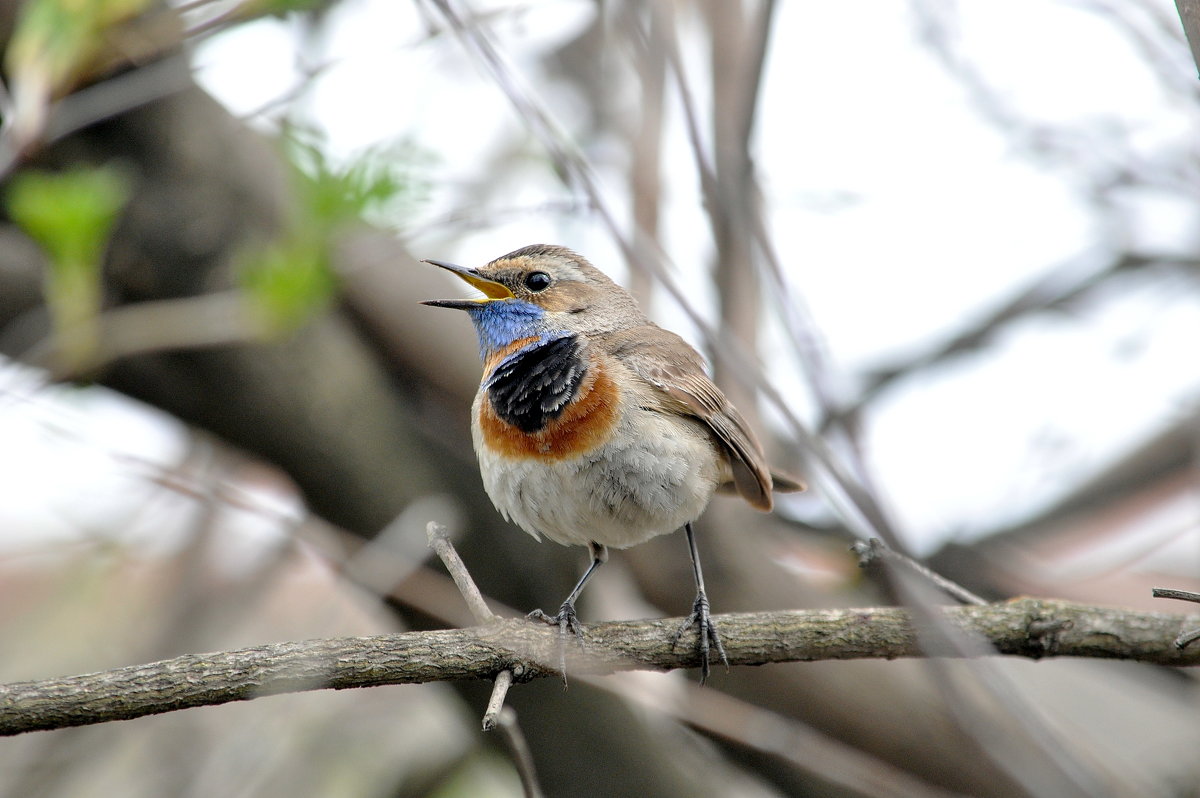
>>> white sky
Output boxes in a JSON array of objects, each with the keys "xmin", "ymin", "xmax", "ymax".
[{"xmin": 2, "ymin": 0, "xmax": 1198, "ymax": 558}]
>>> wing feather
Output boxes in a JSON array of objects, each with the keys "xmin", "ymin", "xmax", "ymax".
[{"xmin": 608, "ymin": 326, "xmax": 784, "ymax": 510}]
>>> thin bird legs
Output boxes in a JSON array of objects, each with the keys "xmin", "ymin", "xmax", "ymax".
[
  {"xmin": 671, "ymin": 521, "xmax": 729, "ymax": 685},
  {"xmin": 531, "ymin": 525, "xmax": 728, "ymax": 684},
  {"xmin": 529, "ymin": 540, "xmax": 608, "ymax": 640}
]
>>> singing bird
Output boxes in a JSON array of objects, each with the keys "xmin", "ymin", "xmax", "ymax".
[{"xmin": 422, "ymin": 244, "xmax": 802, "ymax": 681}]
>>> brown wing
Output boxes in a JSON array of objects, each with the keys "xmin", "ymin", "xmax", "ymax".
[{"xmin": 609, "ymin": 325, "xmax": 782, "ymax": 511}]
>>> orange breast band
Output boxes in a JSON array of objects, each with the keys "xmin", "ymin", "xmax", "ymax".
[
  {"xmin": 478, "ymin": 361, "xmax": 620, "ymax": 460},
  {"xmin": 481, "ymin": 336, "xmax": 543, "ymax": 381}
]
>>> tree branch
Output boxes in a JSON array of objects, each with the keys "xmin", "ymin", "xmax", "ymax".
[
  {"xmin": 1175, "ymin": 0, "xmax": 1200, "ymax": 79},
  {"xmin": 1, "ymin": 598, "xmax": 1195, "ymax": 737}
]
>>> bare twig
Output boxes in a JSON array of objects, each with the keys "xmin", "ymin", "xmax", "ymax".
[
  {"xmin": 1152, "ymin": 586, "xmax": 1200, "ymax": 647},
  {"xmin": 819, "ymin": 253, "xmax": 1189, "ymax": 433},
  {"xmin": 1174, "ymin": 0, "xmax": 1200, "ymax": 78},
  {"xmin": 496, "ymin": 707, "xmax": 545, "ymax": 798},
  {"xmin": 22, "ymin": 291, "xmax": 273, "ymax": 380},
  {"xmin": 427, "ymin": 522, "xmax": 494, "ymax": 624},
  {"xmin": 481, "ymin": 668, "xmax": 514, "ymax": 731},
  {"xmin": 0, "ymin": 598, "xmax": 1196, "ymax": 737},
  {"xmin": 854, "ymin": 538, "xmax": 989, "ymax": 606},
  {"xmin": 1175, "ymin": 628, "xmax": 1200, "ymax": 649},
  {"xmin": 43, "ymin": 56, "xmax": 194, "ymax": 151},
  {"xmin": 1151, "ymin": 587, "xmax": 1200, "ymax": 603},
  {"xmin": 426, "ymin": 521, "xmax": 520, "ymax": 731}
]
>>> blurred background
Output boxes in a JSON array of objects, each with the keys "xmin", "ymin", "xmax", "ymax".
[{"xmin": 0, "ymin": 0, "xmax": 1199, "ymax": 795}]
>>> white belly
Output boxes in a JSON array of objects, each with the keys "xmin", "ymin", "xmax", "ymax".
[{"xmin": 473, "ymin": 396, "xmax": 723, "ymax": 549}]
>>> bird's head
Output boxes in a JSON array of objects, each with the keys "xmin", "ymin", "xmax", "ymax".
[{"xmin": 422, "ymin": 244, "xmax": 645, "ymax": 356}]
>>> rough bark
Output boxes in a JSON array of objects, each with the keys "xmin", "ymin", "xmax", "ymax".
[{"xmin": 1, "ymin": 598, "xmax": 1195, "ymax": 737}]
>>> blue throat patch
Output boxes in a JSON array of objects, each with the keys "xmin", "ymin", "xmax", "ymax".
[{"xmin": 465, "ymin": 300, "xmax": 548, "ymax": 359}]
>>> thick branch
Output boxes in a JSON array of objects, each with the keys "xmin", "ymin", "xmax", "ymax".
[{"xmin": 1, "ymin": 598, "xmax": 1195, "ymax": 736}]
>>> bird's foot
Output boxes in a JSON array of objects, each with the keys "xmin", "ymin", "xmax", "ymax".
[
  {"xmin": 671, "ymin": 589, "xmax": 729, "ymax": 685},
  {"xmin": 527, "ymin": 602, "xmax": 585, "ymax": 638},
  {"xmin": 527, "ymin": 601, "xmax": 584, "ymax": 684}
]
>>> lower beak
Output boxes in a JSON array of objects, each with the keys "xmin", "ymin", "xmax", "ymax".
[
  {"xmin": 421, "ymin": 259, "xmax": 514, "ymax": 306},
  {"xmin": 420, "ymin": 298, "xmax": 481, "ymax": 311}
]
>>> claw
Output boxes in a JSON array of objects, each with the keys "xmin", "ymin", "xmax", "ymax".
[
  {"xmin": 528, "ymin": 602, "xmax": 585, "ymax": 639},
  {"xmin": 671, "ymin": 589, "xmax": 728, "ymax": 685},
  {"xmin": 673, "ymin": 522, "xmax": 729, "ymax": 685},
  {"xmin": 528, "ymin": 601, "xmax": 585, "ymax": 684}
]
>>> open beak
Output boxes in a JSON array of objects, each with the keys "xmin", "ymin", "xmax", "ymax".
[{"xmin": 420, "ymin": 259, "xmax": 514, "ymax": 309}]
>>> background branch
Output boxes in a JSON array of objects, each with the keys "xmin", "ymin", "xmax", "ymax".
[{"xmin": 1, "ymin": 598, "xmax": 1194, "ymax": 737}]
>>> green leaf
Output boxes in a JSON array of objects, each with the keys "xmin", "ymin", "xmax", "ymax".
[
  {"xmin": 6, "ymin": 0, "xmax": 152, "ymax": 93},
  {"xmin": 234, "ymin": 130, "xmax": 429, "ymax": 333},
  {"xmin": 7, "ymin": 165, "xmax": 127, "ymax": 270},
  {"xmin": 238, "ymin": 236, "xmax": 336, "ymax": 334},
  {"xmin": 237, "ymin": 0, "xmax": 329, "ymax": 18},
  {"xmin": 284, "ymin": 127, "xmax": 431, "ymax": 231},
  {"xmin": 6, "ymin": 166, "xmax": 129, "ymax": 370}
]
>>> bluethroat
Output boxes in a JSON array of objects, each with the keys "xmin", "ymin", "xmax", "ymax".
[{"xmin": 422, "ymin": 244, "xmax": 802, "ymax": 682}]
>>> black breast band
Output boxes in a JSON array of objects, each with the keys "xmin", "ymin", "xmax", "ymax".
[{"xmin": 486, "ymin": 335, "xmax": 587, "ymax": 433}]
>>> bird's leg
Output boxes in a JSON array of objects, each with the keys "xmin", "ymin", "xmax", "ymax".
[
  {"xmin": 671, "ymin": 522, "xmax": 728, "ymax": 685},
  {"xmin": 529, "ymin": 541, "xmax": 607, "ymax": 637},
  {"xmin": 528, "ymin": 542, "xmax": 607, "ymax": 682}
]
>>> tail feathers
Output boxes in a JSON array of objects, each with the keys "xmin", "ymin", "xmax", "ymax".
[
  {"xmin": 770, "ymin": 470, "xmax": 806, "ymax": 494},
  {"xmin": 717, "ymin": 466, "xmax": 806, "ymax": 510}
]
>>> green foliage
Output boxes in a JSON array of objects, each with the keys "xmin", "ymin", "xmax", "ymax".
[
  {"xmin": 237, "ymin": 129, "xmax": 429, "ymax": 334},
  {"xmin": 7, "ymin": 165, "xmax": 126, "ymax": 269},
  {"xmin": 238, "ymin": 0, "xmax": 330, "ymax": 19},
  {"xmin": 6, "ymin": 166, "xmax": 128, "ymax": 370},
  {"xmin": 285, "ymin": 129, "xmax": 430, "ymax": 230},
  {"xmin": 5, "ymin": 134, "xmax": 428, "ymax": 351},
  {"xmin": 5, "ymin": 0, "xmax": 151, "ymax": 94},
  {"xmin": 238, "ymin": 235, "xmax": 336, "ymax": 334}
]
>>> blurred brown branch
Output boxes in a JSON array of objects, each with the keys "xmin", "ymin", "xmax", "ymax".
[
  {"xmin": 1, "ymin": 597, "xmax": 1195, "ymax": 737},
  {"xmin": 822, "ymin": 253, "xmax": 1198, "ymax": 435},
  {"xmin": 1175, "ymin": 0, "xmax": 1200, "ymax": 78}
]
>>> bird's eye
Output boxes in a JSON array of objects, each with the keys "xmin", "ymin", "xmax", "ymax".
[{"xmin": 524, "ymin": 271, "xmax": 552, "ymax": 292}]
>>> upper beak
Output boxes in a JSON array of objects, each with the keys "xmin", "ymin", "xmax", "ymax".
[{"xmin": 420, "ymin": 259, "xmax": 514, "ymax": 309}]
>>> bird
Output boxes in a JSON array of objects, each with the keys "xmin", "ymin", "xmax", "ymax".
[{"xmin": 421, "ymin": 244, "xmax": 803, "ymax": 683}]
